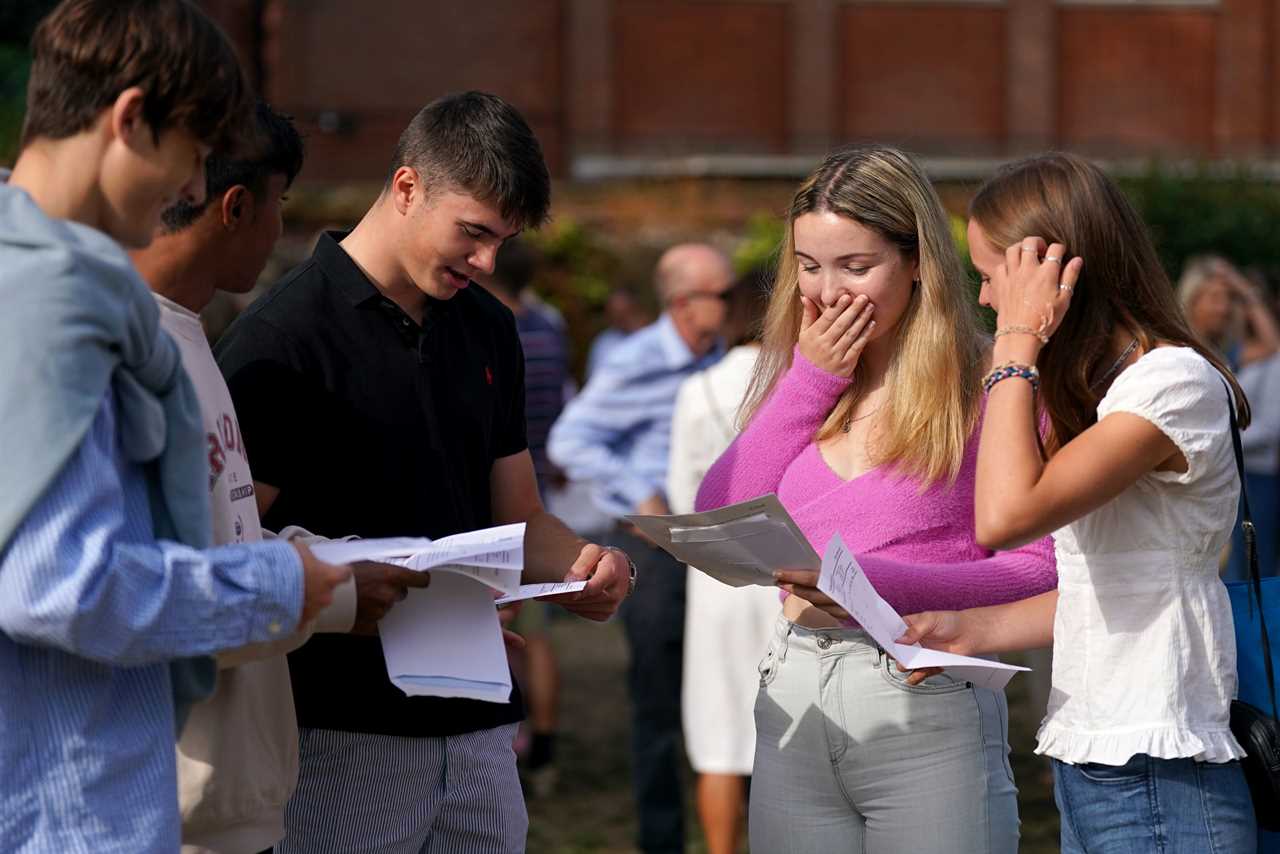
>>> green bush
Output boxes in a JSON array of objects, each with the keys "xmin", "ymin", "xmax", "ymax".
[
  {"xmin": 1121, "ymin": 166, "xmax": 1280, "ymax": 287},
  {"xmin": 0, "ymin": 45, "xmax": 30, "ymax": 166}
]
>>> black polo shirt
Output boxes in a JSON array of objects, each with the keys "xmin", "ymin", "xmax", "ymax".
[{"xmin": 214, "ymin": 231, "xmax": 526, "ymax": 738}]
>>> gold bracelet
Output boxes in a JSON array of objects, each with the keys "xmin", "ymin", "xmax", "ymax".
[{"xmin": 994, "ymin": 325, "xmax": 1049, "ymax": 345}]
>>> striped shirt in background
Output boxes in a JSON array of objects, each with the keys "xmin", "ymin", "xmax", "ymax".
[
  {"xmin": 0, "ymin": 391, "xmax": 302, "ymax": 853},
  {"xmin": 548, "ymin": 313, "xmax": 723, "ymax": 520},
  {"xmin": 516, "ymin": 307, "xmax": 570, "ymax": 497}
]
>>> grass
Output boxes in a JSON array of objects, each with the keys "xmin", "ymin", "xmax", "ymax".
[{"xmin": 524, "ymin": 618, "xmax": 1060, "ymax": 853}]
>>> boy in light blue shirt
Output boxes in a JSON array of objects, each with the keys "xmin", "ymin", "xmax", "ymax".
[{"xmin": 0, "ymin": 2, "xmax": 349, "ymax": 851}]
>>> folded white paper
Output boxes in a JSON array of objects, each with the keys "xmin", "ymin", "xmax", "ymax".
[
  {"xmin": 377, "ymin": 572, "xmax": 512, "ymax": 703},
  {"xmin": 626, "ymin": 494, "xmax": 818, "ymax": 587},
  {"xmin": 494, "ymin": 580, "xmax": 588, "ymax": 605},
  {"xmin": 312, "ymin": 523, "xmax": 528, "ymax": 701},
  {"xmin": 311, "ymin": 524, "xmax": 526, "ymax": 594},
  {"xmin": 816, "ymin": 533, "xmax": 1029, "ymax": 690}
]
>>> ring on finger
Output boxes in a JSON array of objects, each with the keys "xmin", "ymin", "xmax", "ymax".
[
  {"xmin": 1020, "ymin": 246, "xmax": 1038, "ymax": 254},
  {"xmin": 1044, "ymin": 255, "xmax": 1062, "ymax": 264}
]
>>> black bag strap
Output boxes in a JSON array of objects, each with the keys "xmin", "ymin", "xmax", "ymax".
[{"xmin": 1224, "ymin": 378, "xmax": 1279, "ymax": 720}]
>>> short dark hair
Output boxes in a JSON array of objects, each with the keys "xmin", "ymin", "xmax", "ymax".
[
  {"xmin": 21, "ymin": 0, "xmax": 250, "ymax": 151},
  {"xmin": 489, "ymin": 238, "xmax": 540, "ymax": 295},
  {"xmin": 162, "ymin": 101, "xmax": 305, "ymax": 232},
  {"xmin": 387, "ymin": 91, "xmax": 551, "ymax": 230}
]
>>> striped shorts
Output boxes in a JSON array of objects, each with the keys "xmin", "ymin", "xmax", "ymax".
[{"xmin": 275, "ymin": 724, "xmax": 526, "ymax": 853}]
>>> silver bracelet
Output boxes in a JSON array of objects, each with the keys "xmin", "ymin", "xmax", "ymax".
[{"xmin": 606, "ymin": 546, "xmax": 638, "ymax": 595}]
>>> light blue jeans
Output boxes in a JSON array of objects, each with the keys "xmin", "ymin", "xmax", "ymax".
[
  {"xmin": 1053, "ymin": 754, "xmax": 1256, "ymax": 853},
  {"xmin": 750, "ymin": 617, "xmax": 1019, "ymax": 853}
]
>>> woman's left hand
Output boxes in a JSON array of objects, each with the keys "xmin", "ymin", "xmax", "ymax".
[
  {"xmin": 774, "ymin": 569, "xmax": 850, "ymax": 622},
  {"xmin": 990, "ymin": 236, "xmax": 1084, "ymax": 343}
]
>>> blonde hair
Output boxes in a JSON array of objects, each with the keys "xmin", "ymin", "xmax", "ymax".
[
  {"xmin": 740, "ymin": 145, "xmax": 984, "ymax": 486},
  {"xmin": 1176, "ymin": 254, "xmax": 1242, "ymax": 353}
]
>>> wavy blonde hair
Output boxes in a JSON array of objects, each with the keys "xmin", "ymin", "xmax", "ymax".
[{"xmin": 740, "ymin": 145, "xmax": 984, "ymax": 486}]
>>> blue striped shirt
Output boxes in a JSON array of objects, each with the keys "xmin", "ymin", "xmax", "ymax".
[
  {"xmin": 516, "ymin": 307, "xmax": 569, "ymax": 496},
  {"xmin": 548, "ymin": 314, "xmax": 723, "ymax": 518},
  {"xmin": 0, "ymin": 391, "xmax": 302, "ymax": 853}
]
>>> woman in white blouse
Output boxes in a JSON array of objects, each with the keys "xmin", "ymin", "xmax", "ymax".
[
  {"xmin": 667, "ymin": 273, "xmax": 779, "ymax": 854},
  {"xmin": 902, "ymin": 153, "xmax": 1256, "ymax": 853}
]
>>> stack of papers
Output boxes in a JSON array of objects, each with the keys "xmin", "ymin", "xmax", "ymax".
[
  {"xmin": 817, "ymin": 533, "xmax": 1029, "ymax": 690},
  {"xmin": 312, "ymin": 524, "xmax": 526, "ymax": 595},
  {"xmin": 312, "ymin": 524, "xmax": 531, "ymax": 703},
  {"xmin": 626, "ymin": 494, "xmax": 818, "ymax": 587},
  {"xmin": 629, "ymin": 495, "xmax": 1029, "ymax": 689}
]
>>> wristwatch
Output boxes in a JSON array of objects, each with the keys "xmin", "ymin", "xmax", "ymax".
[{"xmin": 607, "ymin": 547, "xmax": 638, "ymax": 596}]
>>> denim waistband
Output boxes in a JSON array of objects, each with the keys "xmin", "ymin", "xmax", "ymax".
[{"xmin": 771, "ymin": 614, "xmax": 881, "ymax": 657}]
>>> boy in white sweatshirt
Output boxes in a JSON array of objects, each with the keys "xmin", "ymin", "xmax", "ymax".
[{"xmin": 131, "ymin": 101, "xmax": 430, "ymax": 854}]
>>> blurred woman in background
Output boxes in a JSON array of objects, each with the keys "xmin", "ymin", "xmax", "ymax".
[
  {"xmin": 1181, "ymin": 257, "xmax": 1280, "ymax": 579},
  {"xmin": 668, "ymin": 268, "xmax": 777, "ymax": 854}
]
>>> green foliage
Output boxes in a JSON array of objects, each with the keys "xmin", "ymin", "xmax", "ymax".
[
  {"xmin": 0, "ymin": 1, "xmax": 59, "ymax": 47},
  {"xmin": 0, "ymin": 44, "xmax": 30, "ymax": 166},
  {"xmin": 526, "ymin": 218, "xmax": 623, "ymax": 311},
  {"xmin": 733, "ymin": 212, "xmax": 784, "ymax": 277},
  {"xmin": 524, "ymin": 218, "xmax": 629, "ymax": 377},
  {"xmin": 0, "ymin": 0, "xmax": 54, "ymax": 167},
  {"xmin": 1121, "ymin": 166, "xmax": 1280, "ymax": 286},
  {"xmin": 949, "ymin": 212, "xmax": 995, "ymax": 332}
]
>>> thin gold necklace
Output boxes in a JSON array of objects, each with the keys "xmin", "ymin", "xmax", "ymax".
[{"xmin": 841, "ymin": 407, "xmax": 880, "ymax": 433}]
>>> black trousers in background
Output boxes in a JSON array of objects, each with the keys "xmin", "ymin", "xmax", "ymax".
[{"xmin": 606, "ymin": 529, "xmax": 688, "ymax": 854}]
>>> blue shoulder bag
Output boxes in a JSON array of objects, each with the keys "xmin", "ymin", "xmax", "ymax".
[{"xmin": 1225, "ymin": 384, "xmax": 1280, "ymax": 832}]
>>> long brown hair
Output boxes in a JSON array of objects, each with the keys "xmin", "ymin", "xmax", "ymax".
[
  {"xmin": 741, "ymin": 145, "xmax": 984, "ymax": 485},
  {"xmin": 969, "ymin": 152, "xmax": 1249, "ymax": 449}
]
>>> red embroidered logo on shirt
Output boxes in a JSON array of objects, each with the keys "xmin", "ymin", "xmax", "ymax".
[{"xmin": 485, "ymin": 366, "xmax": 493, "ymax": 385}]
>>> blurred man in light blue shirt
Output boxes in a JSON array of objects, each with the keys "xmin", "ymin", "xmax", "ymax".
[{"xmin": 549, "ymin": 243, "xmax": 731, "ymax": 853}]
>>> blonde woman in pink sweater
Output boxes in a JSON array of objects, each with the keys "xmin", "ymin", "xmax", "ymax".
[{"xmin": 695, "ymin": 146, "xmax": 1057, "ymax": 853}]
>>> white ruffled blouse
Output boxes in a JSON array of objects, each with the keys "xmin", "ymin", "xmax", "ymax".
[{"xmin": 1036, "ymin": 347, "xmax": 1246, "ymax": 765}]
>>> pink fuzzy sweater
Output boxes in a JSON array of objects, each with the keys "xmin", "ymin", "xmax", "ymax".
[{"xmin": 695, "ymin": 350, "xmax": 1057, "ymax": 616}]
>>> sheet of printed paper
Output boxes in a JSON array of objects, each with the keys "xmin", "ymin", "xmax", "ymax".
[
  {"xmin": 378, "ymin": 572, "xmax": 512, "ymax": 703},
  {"xmin": 398, "ymin": 523, "xmax": 525, "ymax": 571},
  {"xmin": 494, "ymin": 580, "xmax": 588, "ymax": 605},
  {"xmin": 309, "ymin": 537, "xmax": 434, "ymax": 564},
  {"xmin": 816, "ymin": 533, "xmax": 1029, "ymax": 690},
  {"xmin": 411, "ymin": 563, "xmax": 521, "ymax": 596},
  {"xmin": 309, "ymin": 524, "xmax": 526, "ymax": 594},
  {"xmin": 626, "ymin": 494, "xmax": 819, "ymax": 587}
]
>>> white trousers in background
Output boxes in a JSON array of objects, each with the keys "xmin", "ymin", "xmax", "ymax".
[{"xmin": 681, "ymin": 566, "xmax": 780, "ymax": 775}]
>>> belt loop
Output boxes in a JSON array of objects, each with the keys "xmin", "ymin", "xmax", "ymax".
[{"xmin": 776, "ymin": 620, "xmax": 792, "ymax": 664}]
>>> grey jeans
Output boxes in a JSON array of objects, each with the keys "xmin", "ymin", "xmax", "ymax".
[{"xmin": 750, "ymin": 617, "xmax": 1019, "ymax": 853}]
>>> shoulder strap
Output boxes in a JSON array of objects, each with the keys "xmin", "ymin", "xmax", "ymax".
[{"xmin": 1224, "ymin": 378, "xmax": 1278, "ymax": 719}]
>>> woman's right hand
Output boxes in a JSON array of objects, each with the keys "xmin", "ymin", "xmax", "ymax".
[
  {"xmin": 797, "ymin": 293, "xmax": 875, "ymax": 378},
  {"xmin": 894, "ymin": 609, "xmax": 976, "ymax": 685}
]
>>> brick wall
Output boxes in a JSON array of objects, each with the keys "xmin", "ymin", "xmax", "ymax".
[{"xmin": 200, "ymin": 0, "xmax": 1280, "ymax": 183}]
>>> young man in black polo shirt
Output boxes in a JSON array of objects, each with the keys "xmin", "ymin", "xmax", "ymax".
[{"xmin": 215, "ymin": 91, "xmax": 631, "ymax": 851}]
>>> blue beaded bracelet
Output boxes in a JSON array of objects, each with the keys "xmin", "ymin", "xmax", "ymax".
[{"xmin": 982, "ymin": 363, "xmax": 1040, "ymax": 394}]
